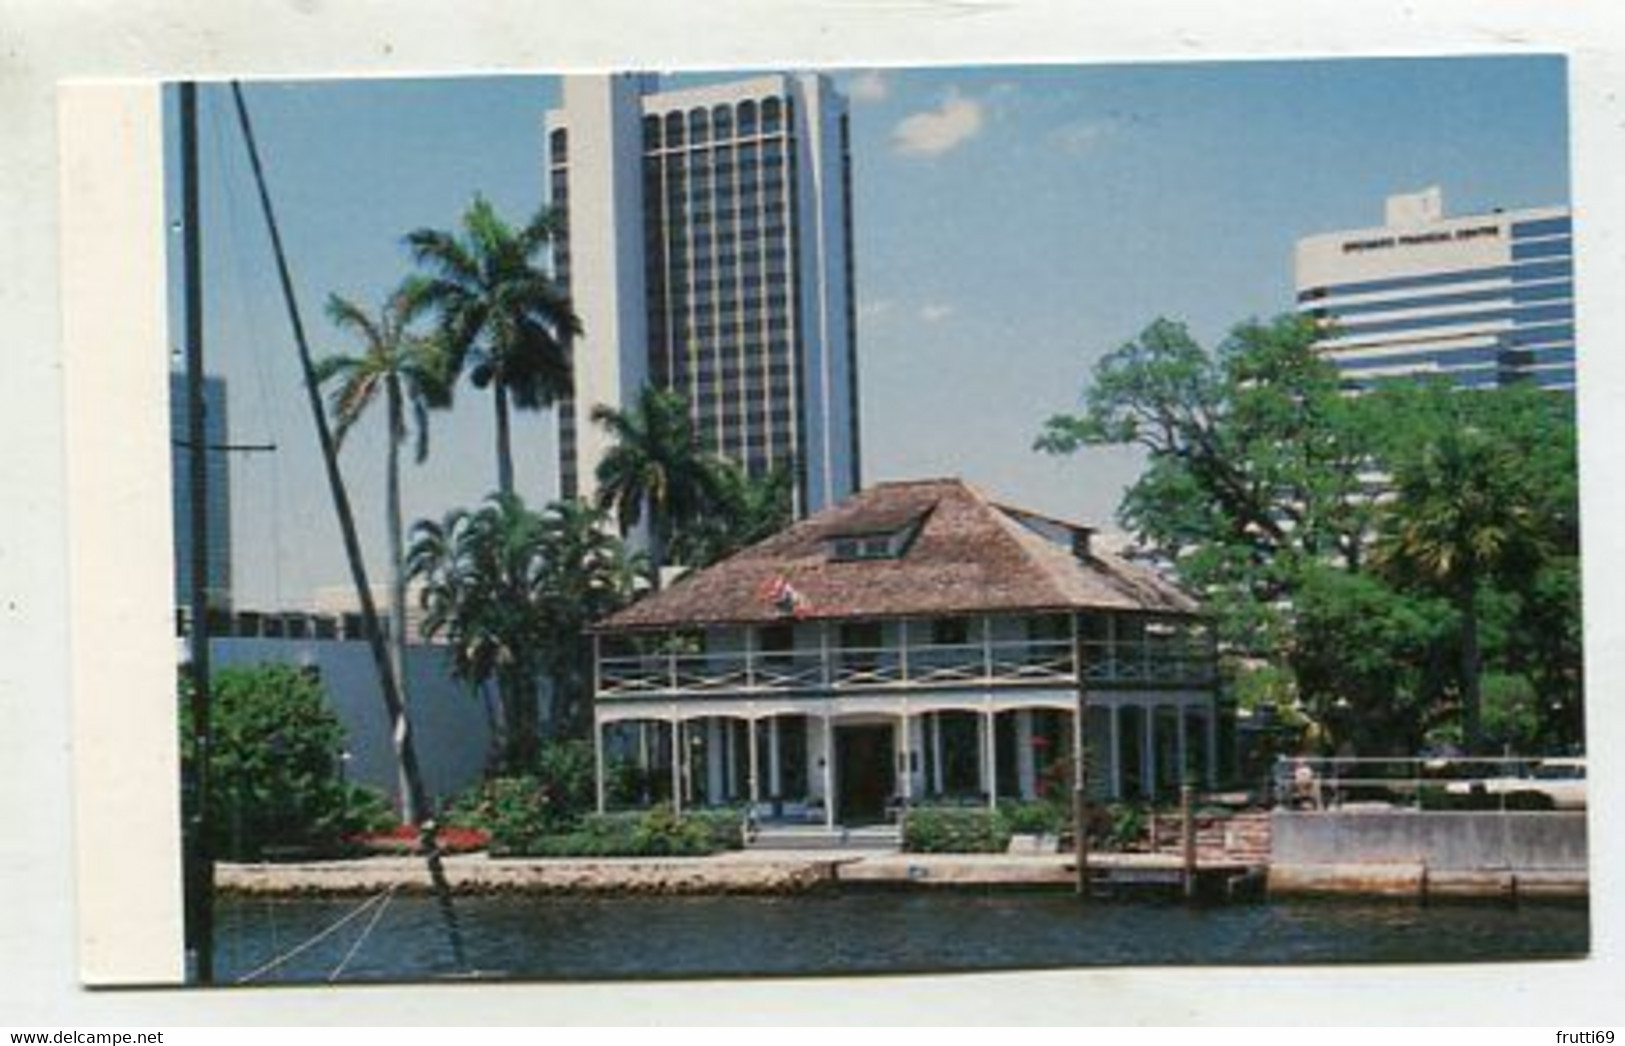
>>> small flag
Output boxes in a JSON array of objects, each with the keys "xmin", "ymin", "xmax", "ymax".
[{"xmin": 758, "ymin": 574, "xmax": 809, "ymax": 617}]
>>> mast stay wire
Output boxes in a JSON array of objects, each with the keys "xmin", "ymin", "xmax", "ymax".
[{"xmin": 208, "ymin": 90, "xmax": 290, "ymax": 614}]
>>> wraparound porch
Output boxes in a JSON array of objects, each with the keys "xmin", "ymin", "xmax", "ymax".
[{"xmin": 591, "ymin": 690, "xmax": 1218, "ymax": 828}]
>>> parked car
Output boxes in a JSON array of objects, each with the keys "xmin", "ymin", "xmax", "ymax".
[{"xmin": 1444, "ymin": 758, "xmax": 1586, "ymax": 809}]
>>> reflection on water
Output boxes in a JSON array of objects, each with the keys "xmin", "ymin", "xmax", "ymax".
[{"xmin": 212, "ymin": 889, "xmax": 1589, "ymax": 985}]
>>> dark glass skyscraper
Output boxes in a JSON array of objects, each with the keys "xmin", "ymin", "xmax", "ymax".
[{"xmin": 547, "ymin": 73, "xmax": 860, "ymax": 516}]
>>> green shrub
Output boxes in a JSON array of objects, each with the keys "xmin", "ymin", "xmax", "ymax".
[
  {"xmin": 1097, "ymin": 802, "xmax": 1148, "ymax": 851},
  {"xmin": 445, "ymin": 738, "xmax": 609, "ymax": 851},
  {"xmin": 178, "ymin": 664, "xmax": 393, "ymax": 860},
  {"xmin": 903, "ymin": 806, "xmax": 1010, "ymax": 853},
  {"xmin": 445, "ymin": 775, "xmax": 562, "ymax": 853},
  {"xmin": 999, "ymin": 799, "xmax": 1068, "ymax": 836},
  {"xmin": 534, "ymin": 739, "xmax": 597, "ymax": 821},
  {"xmin": 493, "ymin": 804, "xmax": 732, "ymax": 857}
]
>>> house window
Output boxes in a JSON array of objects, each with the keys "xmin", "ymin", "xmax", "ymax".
[
  {"xmin": 931, "ymin": 617, "xmax": 970, "ymax": 646},
  {"xmin": 831, "ymin": 535, "xmax": 895, "ymax": 560}
]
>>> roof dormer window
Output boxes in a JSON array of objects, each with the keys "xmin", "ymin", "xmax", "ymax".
[{"xmin": 831, "ymin": 533, "xmax": 903, "ymax": 561}]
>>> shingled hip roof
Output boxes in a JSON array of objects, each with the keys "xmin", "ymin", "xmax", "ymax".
[{"xmin": 595, "ymin": 478, "xmax": 1200, "ymax": 632}]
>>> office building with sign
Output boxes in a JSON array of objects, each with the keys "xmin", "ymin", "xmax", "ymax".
[
  {"xmin": 1294, "ymin": 187, "xmax": 1574, "ymax": 391},
  {"xmin": 545, "ymin": 73, "xmax": 861, "ymax": 516}
]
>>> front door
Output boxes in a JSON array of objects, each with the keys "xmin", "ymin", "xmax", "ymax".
[{"xmin": 836, "ymin": 723, "xmax": 894, "ymax": 824}]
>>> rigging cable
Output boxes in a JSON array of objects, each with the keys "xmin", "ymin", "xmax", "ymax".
[
  {"xmin": 235, "ymin": 888, "xmax": 392, "ymax": 984},
  {"xmin": 327, "ymin": 884, "xmax": 399, "ymax": 982}
]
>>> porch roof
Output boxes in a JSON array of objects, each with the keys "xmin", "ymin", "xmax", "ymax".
[{"xmin": 596, "ymin": 478, "xmax": 1199, "ymax": 633}]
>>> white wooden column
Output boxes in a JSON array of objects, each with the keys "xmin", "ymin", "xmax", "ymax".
[
  {"xmin": 768, "ymin": 716, "xmax": 782, "ymax": 800},
  {"xmin": 1016, "ymin": 709, "xmax": 1036, "ymax": 800},
  {"xmin": 747, "ymin": 715, "xmax": 761, "ymax": 807},
  {"xmin": 984, "ymin": 707, "xmax": 998, "ymax": 812},
  {"xmin": 670, "ymin": 718, "xmax": 683, "ymax": 815},
  {"xmin": 897, "ymin": 709, "xmax": 912, "ymax": 804},
  {"xmin": 593, "ymin": 714, "xmax": 607, "ymax": 814},
  {"xmin": 822, "ymin": 712, "xmax": 836, "ymax": 829}
]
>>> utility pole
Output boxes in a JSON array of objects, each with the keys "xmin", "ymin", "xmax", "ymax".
[{"xmin": 179, "ymin": 80, "xmax": 214, "ymax": 985}]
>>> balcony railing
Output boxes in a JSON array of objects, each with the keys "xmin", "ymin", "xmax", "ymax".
[{"xmin": 597, "ymin": 637, "xmax": 1214, "ymax": 698}]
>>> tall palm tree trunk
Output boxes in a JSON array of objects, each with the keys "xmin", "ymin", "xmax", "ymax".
[
  {"xmin": 494, "ymin": 381, "xmax": 514, "ymax": 497},
  {"xmin": 386, "ymin": 378, "xmax": 417, "ymax": 824}
]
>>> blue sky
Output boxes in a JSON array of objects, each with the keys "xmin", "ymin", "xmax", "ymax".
[{"xmin": 168, "ymin": 56, "xmax": 1570, "ymax": 609}]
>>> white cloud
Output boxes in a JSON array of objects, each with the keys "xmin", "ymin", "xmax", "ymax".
[
  {"xmin": 857, "ymin": 297, "xmax": 894, "ymax": 319},
  {"xmin": 846, "ymin": 70, "xmax": 889, "ymax": 103},
  {"xmin": 891, "ymin": 91, "xmax": 984, "ymax": 157},
  {"xmin": 919, "ymin": 303, "xmax": 955, "ymax": 323}
]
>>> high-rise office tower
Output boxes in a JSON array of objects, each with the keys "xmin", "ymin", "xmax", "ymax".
[
  {"xmin": 1295, "ymin": 187, "xmax": 1574, "ymax": 391},
  {"xmin": 546, "ymin": 72, "xmax": 861, "ymax": 516},
  {"xmin": 169, "ymin": 370, "xmax": 233, "ymax": 611}
]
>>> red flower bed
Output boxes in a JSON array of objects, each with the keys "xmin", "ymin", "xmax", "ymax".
[{"xmin": 350, "ymin": 824, "xmax": 490, "ymax": 855}]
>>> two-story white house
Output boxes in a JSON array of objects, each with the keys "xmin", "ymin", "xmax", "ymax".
[{"xmin": 589, "ymin": 478, "xmax": 1218, "ymax": 828}]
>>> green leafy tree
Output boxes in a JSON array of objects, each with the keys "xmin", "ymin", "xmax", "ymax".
[
  {"xmin": 407, "ymin": 195, "xmax": 580, "ymax": 496},
  {"xmin": 179, "ymin": 665, "xmax": 391, "ymax": 860},
  {"xmin": 592, "ymin": 386, "xmax": 720, "ymax": 579},
  {"xmin": 1037, "ymin": 315, "xmax": 1377, "ymax": 662},
  {"xmin": 1290, "ymin": 565, "xmax": 1454, "ymax": 754},
  {"xmin": 1039, "ymin": 315, "xmax": 1582, "ymax": 755},
  {"xmin": 314, "ymin": 281, "xmax": 451, "ymax": 821}
]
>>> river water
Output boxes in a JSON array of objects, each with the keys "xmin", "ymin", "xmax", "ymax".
[{"xmin": 213, "ymin": 890, "xmax": 1588, "ymax": 984}]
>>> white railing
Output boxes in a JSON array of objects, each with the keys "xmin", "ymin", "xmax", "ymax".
[
  {"xmin": 1273, "ymin": 755, "xmax": 1587, "ymax": 812},
  {"xmin": 597, "ymin": 636, "xmax": 1214, "ymax": 698}
]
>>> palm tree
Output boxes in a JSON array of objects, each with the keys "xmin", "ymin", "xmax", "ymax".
[
  {"xmin": 591, "ymin": 386, "xmax": 720, "ymax": 580},
  {"xmin": 408, "ymin": 493, "xmax": 550, "ymax": 770},
  {"xmin": 407, "ymin": 494, "xmax": 644, "ymax": 762},
  {"xmin": 1377, "ymin": 419, "xmax": 1545, "ymax": 754},
  {"xmin": 669, "ymin": 460, "xmax": 794, "ymax": 569},
  {"xmin": 407, "ymin": 195, "xmax": 580, "ymax": 497},
  {"xmin": 314, "ymin": 281, "xmax": 451, "ymax": 821}
]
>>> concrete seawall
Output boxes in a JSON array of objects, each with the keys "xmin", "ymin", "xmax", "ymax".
[
  {"xmin": 1269, "ymin": 811, "xmax": 1588, "ymax": 898},
  {"xmin": 217, "ymin": 853, "xmax": 844, "ymax": 896}
]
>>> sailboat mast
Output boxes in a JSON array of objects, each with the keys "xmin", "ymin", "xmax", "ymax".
[
  {"xmin": 226, "ymin": 81, "xmax": 466, "ymax": 969},
  {"xmin": 180, "ymin": 79, "xmax": 215, "ymax": 985}
]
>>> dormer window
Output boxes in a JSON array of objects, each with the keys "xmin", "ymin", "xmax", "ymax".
[
  {"xmin": 831, "ymin": 533, "xmax": 903, "ymax": 561},
  {"xmin": 823, "ymin": 501, "xmax": 933, "ymax": 562}
]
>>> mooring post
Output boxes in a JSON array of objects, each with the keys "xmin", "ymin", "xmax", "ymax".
[{"xmin": 1181, "ymin": 782, "xmax": 1197, "ymax": 901}]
